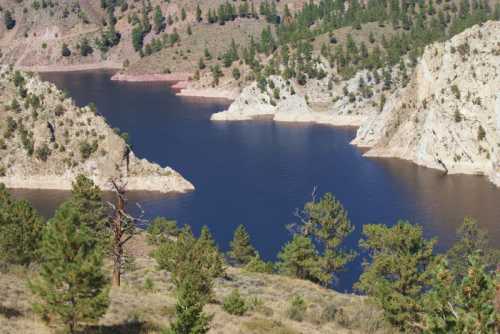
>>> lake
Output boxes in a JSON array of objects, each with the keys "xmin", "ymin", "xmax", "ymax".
[{"xmin": 12, "ymin": 70, "xmax": 500, "ymax": 292}]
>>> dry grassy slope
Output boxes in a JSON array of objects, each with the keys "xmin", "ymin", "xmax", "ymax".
[
  {"xmin": 0, "ymin": 66, "xmax": 194, "ymax": 192},
  {"xmin": 0, "ymin": 233, "xmax": 392, "ymax": 334},
  {"xmin": 0, "ymin": 0, "xmax": 307, "ymax": 71},
  {"xmin": 125, "ymin": 18, "xmax": 267, "ymax": 75}
]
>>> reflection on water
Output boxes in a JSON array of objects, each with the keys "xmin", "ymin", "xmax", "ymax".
[
  {"xmin": 19, "ymin": 70, "xmax": 499, "ymax": 293},
  {"xmin": 377, "ymin": 158, "xmax": 500, "ymax": 249}
]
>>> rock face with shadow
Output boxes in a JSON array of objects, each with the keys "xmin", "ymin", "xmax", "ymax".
[
  {"xmin": 0, "ymin": 66, "xmax": 194, "ymax": 193},
  {"xmin": 352, "ymin": 21, "xmax": 500, "ymax": 187}
]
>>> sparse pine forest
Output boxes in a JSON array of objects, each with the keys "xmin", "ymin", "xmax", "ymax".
[{"xmin": 0, "ymin": 176, "xmax": 499, "ymax": 333}]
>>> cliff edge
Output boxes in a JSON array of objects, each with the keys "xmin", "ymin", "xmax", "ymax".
[{"xmin": 352, "ymin": 21, "xmax": 500, "ymax": 186}]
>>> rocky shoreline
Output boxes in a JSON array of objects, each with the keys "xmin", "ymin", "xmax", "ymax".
[
  {"xmin": 0, "ymin": 66, "xmax": 194, "ymax": 194},
  {"xmin": 110, "ymin": 72, "xmax": 192, "ymax": 82},
  {"xmin": 16, "ymin": 61, "xmax": 122, "ymax": 73}
]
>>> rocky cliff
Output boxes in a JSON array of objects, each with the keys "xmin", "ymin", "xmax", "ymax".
[
  {"xmin": 0, "ymin": 66, "xmax": 194, "ymax": 193},
  {"xmin": 211, "ymin": 75, "xmax": 370, "ymax": 126},
  {"xmin": 352, "ymin": 21, "xmax": 500, "ymax": 186}
]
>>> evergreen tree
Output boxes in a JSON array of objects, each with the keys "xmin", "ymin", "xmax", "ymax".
[
  {"xmin": 355, "ymin": 222, "xmax": 436, "ymax": 331},
  {"xmin": 79, "ymin": 38, "xmax": 93, "ymax": 56},
  {"xmin": 277, "ymin": 235, "xmax": 327, "ymax": 284},
  {"xmin": 61, "ymin": 43, "xmax": 71, "ymax": 57},
  {"xmin": 68, "ymin": 175, "xmax": 109, "ymax": 244},
  {"xmin": 0, "ymin": 184, "xmax": 44, "ymax": 266},
  {"xmin": 30, "ymin": 202, "xmax": 109, "ymax": 334},
  {"xmin": 446, "ymin": 217, "xmax": 499, "ymax": 279},
  {"xmin": 196, "ymin": 4, "xmax": 202, "ymax": 22},
  {"xmin": 4, "ymin": 10, "xmax": 15, "ymax": 30},
  {"xmin": 153, "ymin": 5, "xmax": 165, "ymax": 34},
  {"xmin": 155, "ymin": 226, "xmax": 224, "ymax": 333},
  {"xmin": 154, "ymin": 226, "xmax": 225, "ymax": 299},
  {"xmin": 146, "ymin": 217, "xmax": 179, "ymax": 245},
  {"xmin": 132, "ymin": 25, "xmax": 144, "ymax": 51},
  {"xmin": 166, "ymin": 279, "xmax": 211, "ymax": 334},
  {"xmin": 228, "ymin": 225, "xmax": 257, "ymax": 265},
  {"xmin": 421, "ymin": 255, "xmax": 498, "ymax": 333},
  {"xmin": 292, "ymin": 192, "xmax": 356, "ymax": 285}
]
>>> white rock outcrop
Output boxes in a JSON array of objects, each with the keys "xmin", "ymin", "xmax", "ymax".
[
  {"xmin": 0, "ymin": 67, "xmax": 194, "ymax": 193},
  {"xmin": 211, "ymin": 76, "xmax": 345, "ymax": 124},
  {"xmin": 352, "ymin": 21, "xmax": 500, "ymax": 186}
]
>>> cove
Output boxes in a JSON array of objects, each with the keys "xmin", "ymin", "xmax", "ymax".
[{"xmin": 12, "ymin": 70, "xmax": 500, "ymax": 293}]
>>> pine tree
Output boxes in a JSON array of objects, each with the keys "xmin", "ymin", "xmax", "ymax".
[
  {"xmin": 166, "ymin": 279, "xmax": 211, "ymax": 334},
  {"xmin": 228, "ymin": 225, "xmax": 257, "ymax": 265},
  {"xmin": 30, "ymin": 202, "xmax": 109, "ymax": 334},
  {"xmin": 421, "ymin": 255, "xmax": 498, "ymax": 333},
  {"xmin": 0, "ymin": 184, "xmax": 44, "ymax": 266},
  {"xmin": 4, "ymin": 10, "xmax": 15, "ymax": 30},
  {"xmin": 293, "ymin": 192, "xmax": 356, "ymax": 285},
  {"xmin": 155, "ymin": 226, "xmax": 224, "ymax": 333},
  {"xmin": 61, "ymin": 43, "xmax": 71, "ymax": 57},
  {"xmin": 153, "ymin": 5, "xmax": 165, "ymax": 34},
  {"xmin": 355, "ymin": 222, "xmax": 436, "ymax": 331},
  {"xmin": 446, "ymin": 217, "xmax": 499, "ymax": 279},
  {"xmin": 196, "ymin": 4, "xmax": 202, "ymax": 22},
  {"xmin": 68, "ymin": 175, "xmax": 109, "ymax": 244},
  {"xmin": 277, "ymin": 235, "xmax": 327, "ymax": 284}
]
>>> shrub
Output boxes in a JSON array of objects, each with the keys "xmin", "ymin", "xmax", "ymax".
[
  {"xmin": 4, "ymin": 10, "xmax": 15, "ymax": 30},
  {"xmin": 477, "ymin": 125, "xmax": 486, "ymax": 141},
  {"xmin": 222, "ymin": 289, "xmax": 247, "ymax": 316},
  {"xmin": 320, "ymin": 303, "xmax": 338, "ymax": 323},
  {"xmin": 79, "ymin": 140, "xmax": 98, "ymax": 160},
  {"xmin": 451, "ymin": 84, "xmax": 461, "ymax": 99},
  {"xmin": 232, "ymin": 67, "xmax": 241, "ymax": 80},
  {"xmin": 143, "ymin": 277, "xmax": 154, "ymax": 291},
  {"xmin": 146, "ymin": 217, "xmax": 179, "ymax": 245},
  {"xmin": 35, "ymin": 144, "xmax": 51, "ymax": 161},
  {"xmin": 286, "ymin": 295, "xmax": 307, "ymax": 322},
  {"xmin": 244, "ymin": 254, "xmax": 274, "ymax": 273},
  {"xmin": 61, "ymin": 43, "xmax": 71, "ymax": 57}
]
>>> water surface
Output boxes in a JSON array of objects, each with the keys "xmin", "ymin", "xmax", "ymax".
[{"xmin": 14, "ymin": 71, "xmax": 499, "ymax": 292}]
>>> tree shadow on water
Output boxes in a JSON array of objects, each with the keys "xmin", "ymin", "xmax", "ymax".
[
  {"xmin": 0, "ymin": 305, "xmax": 23, "ymax": 319},
  {"xmin": 79, "ymin": 321, "xmax": 161, "ymax": 334}
]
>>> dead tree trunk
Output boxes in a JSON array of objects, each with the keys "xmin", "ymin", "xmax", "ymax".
[{"xmin": 109, "ymin": 180, "xmax": 137, "ymax": 287}]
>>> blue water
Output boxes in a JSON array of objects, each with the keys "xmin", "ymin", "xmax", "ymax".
[{"xmin": 16, "ymin": 70, "xmax": 500, "ymax": 292}]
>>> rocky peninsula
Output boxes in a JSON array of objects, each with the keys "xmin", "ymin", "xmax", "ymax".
[{"xmin": 0, "ymin": 66, "xmax": 193, "ymax": 193}]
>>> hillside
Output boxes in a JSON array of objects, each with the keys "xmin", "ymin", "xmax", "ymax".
[
  {"xmin": 0, "ymin": 0, "xmax": 306, "ymax": 72},
  {"xmin": 0, "ymin": 232, "xmax": 392, "ymax": 334},
  {"xmin": 0, "ymin": 66, "xmax": 193, "ymax": 192},
  {"xmin": 0, "ymin": 1, "xmax": 499, "ymax": 187},
  {"xmin": 352, "ymin": 21, "xmax": 500, "ymax": 186}
]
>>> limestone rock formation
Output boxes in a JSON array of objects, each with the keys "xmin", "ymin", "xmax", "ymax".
[
  {"xmin": 0, "ymin": 66, "xmax": 194, "ymax": 193},
  {"xmin": 211, "ymin": 76, "xmax": 338, "ymax": 124},
  {"xmin": 352, "ymin": 21, "xmax": 500, "ymax": 186}
]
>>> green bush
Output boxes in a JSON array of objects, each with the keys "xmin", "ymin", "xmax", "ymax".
[
  {"xmin": 35, "ymin": 144, "xmax": 51, "ymax": 162},
  {"xmin": 0, "ymin": 184, "xmax": 45, "ymax": 266},
  {"xmin": 222, "ymin": 289, "xmax": 247, "ymax": 316},
  {"xmin": 244, "ymin": 255, "xmax": 274, "ymax": 273},
  {"xmin": 286, "ymin": 295, "xmax": 307, "ymax": 322},
  {"xmin": 146, "ymin": 217, "xmax": 179, "ymax": 245},
  {"xmin": 320, "ymin": 303, "xmax": 338, "ymax": 323}
]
